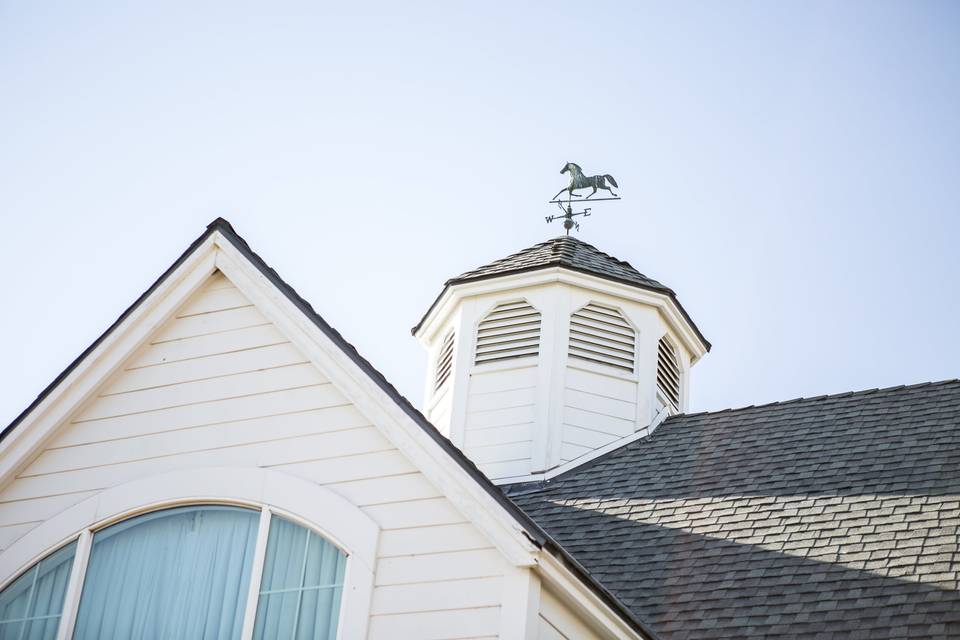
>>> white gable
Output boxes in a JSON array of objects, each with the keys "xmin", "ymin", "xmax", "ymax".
[{"xmin": 0, "ymin": 222, "xmax": 649, "ymax": 640}]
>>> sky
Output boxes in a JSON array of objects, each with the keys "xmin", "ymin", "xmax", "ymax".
[{"xmin": 1, "ymin": 2, "xmax": 958, "ymax": 427}]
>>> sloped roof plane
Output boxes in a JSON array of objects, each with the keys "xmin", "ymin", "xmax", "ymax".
[{"xmin": 508, "ymin": 381, "xmax": 960, "ymax": 639}]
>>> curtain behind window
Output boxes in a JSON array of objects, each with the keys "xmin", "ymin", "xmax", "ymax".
[
  {"xmin": 73, "ymin": 506, "xmax": 258, "ymax": 640},
  {"xmin": 0, "ymin": 541, "xmax": 75, "ymax": 640},
  {"xmin": 252, "ymin": 516, "xmax": 345, "ymax": 640}
]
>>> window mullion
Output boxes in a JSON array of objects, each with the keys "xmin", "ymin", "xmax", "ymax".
[
  {"xmin": 56, "ymin": 530, "xmax": 92, "ymax": 640},
  {"xmin": 240, "ymin": 508, "xmax": 272, "ymax": 640}
]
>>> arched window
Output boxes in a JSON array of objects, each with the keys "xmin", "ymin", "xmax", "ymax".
[
  {"xmin": 569, "ymin": 302, "xmax": 636, "ymax": 372},
  {"xmin": 657, "ymin": 336, "xmax": 681, "ymax": 411},
  {"xmin": 475, "ymin": 300, "xmax": 541, "ymax": 365},
  {"xmin": 0, "ymin": 506, "xmax": 347, "ymax": 640}
]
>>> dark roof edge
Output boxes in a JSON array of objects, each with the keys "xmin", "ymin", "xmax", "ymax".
[
  {"xmin": 1, "ymin": 218, "xmax": 661, "ymax": 640},
  {"xmin": 412, "ymin": 262, "xmax": 711, "ymax": 352},
  {"xmin": 1, "ymin": 220, "xmax": 222, "ymax": 442}
]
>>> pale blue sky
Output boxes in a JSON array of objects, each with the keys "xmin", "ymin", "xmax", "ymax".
[{"xmin": 2, "ymin": 1, "xmax": 958, "ymax": 426}]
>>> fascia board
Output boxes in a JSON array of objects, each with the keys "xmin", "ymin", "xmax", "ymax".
[
  {"xmin": 212, "ymin": 236, "xmax": 540, "ymax": 568},
  {"xmin": 536, "ymin": 550, "xmax": 655, "ymax": 640},
  {"xmin": 0, "ymin": 240, "xmax": 218, "ymax": 490},
  {"xmin": 417, "ymin": 268, "xmax": 708, "ymax": 361}
]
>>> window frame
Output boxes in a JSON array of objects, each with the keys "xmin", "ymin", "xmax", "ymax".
[{"xmin": 0, "ymin": 467, "xmax": 379, "ymax": 640}]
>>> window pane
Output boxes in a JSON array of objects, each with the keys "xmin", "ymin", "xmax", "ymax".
[
  {"xmin": 0, "ymin": 541, "xmax": 76, "ymax": 640},
  {"xmin": 252, "ymin": 516, "xmax": 346, "ymax": 640},
  {"xmin": 73, "ymin": 506, "xmax": 258, "ymax": 640}
]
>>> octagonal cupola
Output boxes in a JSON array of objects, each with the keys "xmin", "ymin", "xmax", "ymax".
[{"xmin": 413, "ymin": 236, "xmax": 710, "ymax": 483}]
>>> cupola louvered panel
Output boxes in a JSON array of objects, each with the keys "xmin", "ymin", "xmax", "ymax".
[
  {"xmin": 568, "ymin": 303, "xmax": 635, "ymax": 371},
  {"xmin": 435, "ymin": 331, "xmax": 455, "ymax": 390},
  {"xmin": 475, "ymin": 301, "xmax": 541, "ymax": 365},
  {"xmin": 657, "ymin": 337, "xmax": 681, "ymax": 410}
]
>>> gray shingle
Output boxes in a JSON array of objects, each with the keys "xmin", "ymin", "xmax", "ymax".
[{"xmin": 508, "ymin": 381, "xmax": 960, "ymax": 639}]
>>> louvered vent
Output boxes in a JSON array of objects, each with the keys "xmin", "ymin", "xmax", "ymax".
[
  {"xmin": 568, "ymin": 302, "xmax": 635, "ymax": 371},
  {"xmin": 657, "ymin": 337, "xmax": 681, "ymax": 410},
  {"xmin": 475, "ymin": 301, "xmax": 541, "ymax": 365},
  {"xmin": 435, "ymin": 331, "xmax": 455, "ymax": 390}
]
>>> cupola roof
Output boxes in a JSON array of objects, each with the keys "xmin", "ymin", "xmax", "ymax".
[{"xmin": 414, "ymin": 236, "xmax": 710, "ymax": 351}]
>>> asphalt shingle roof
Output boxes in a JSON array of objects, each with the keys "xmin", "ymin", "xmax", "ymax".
[
  {"xmin": 450, "ymin": 235, "xmax": 673, "ymax": 293},
  {"xmin": 508, "ymin": 381, "xmax": 960, "ymax": 639},
  {"xmin": 414, "ymin": 236, "xmax": 710, "ymax": 350}
]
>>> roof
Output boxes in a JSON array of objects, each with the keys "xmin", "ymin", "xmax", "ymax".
[
  {"xmin": 1, "ymin": 218, "xmax": 659, "ymax": 640},
  {"xmin": 412, "ymin": 236, "xmax": 711, "ymax": 351},
  {"xmin": 508, "ymin": 381, "xmax": 960, "ymax": 639}
]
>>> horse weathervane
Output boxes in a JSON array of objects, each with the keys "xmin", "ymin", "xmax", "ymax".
[{"xmin": 546, "ymin": 162, "xmax": 621, "ymax": 234}]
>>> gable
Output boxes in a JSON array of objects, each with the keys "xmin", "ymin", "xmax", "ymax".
[{"xmin": 0, "ymin": 220, "xmax": 653, "ymax": 640}]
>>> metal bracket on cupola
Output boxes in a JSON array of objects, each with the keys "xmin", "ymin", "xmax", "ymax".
[{"xmin": 547, "ymin": 162, "xmax": 621, "ymax": 235}]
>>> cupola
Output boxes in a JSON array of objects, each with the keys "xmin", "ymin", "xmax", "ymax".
[{"xmin": 413, "ymin": 236, "xmax": 710, "ymax": 483}]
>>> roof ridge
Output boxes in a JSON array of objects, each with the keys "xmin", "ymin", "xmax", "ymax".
[{"xmin": 671, "ymin": 378, "xmax": 960, "ymax": 420}]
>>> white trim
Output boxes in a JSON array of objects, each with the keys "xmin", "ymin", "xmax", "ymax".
[
  {"xmin": 499, "ymin": 566, "xmax": 542, "ymax": 640},
  {"xmin": 213, "ymin": 238, "xmax": 538, "ymax": 567},
  {"xmin": 536, "ymin": 552, "xmax": 647, "ymax": 640},
  {"xmin": 491, "ymin": 405, "xmax": 669, "ymax": 485},
  {"xmin": 0, "ymin": 242, "xmax": 218, "ymax": 490},
  {"xmin": 55, "ymin": 529, "xmax": 91, "ymax": 640},
  {"xmin": 416, "ymin": 267, "xmax": 708, "ymax": 363},
  {"xmin": 240, "ymin": 507, "xmax": 272, "ymax": 640},
  {"xmin": 0, "ymin": 467, "xmax": 379, "ymax": 640}
]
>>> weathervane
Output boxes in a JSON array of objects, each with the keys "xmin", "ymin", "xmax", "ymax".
[{"xmin": 546, "ymin": 162, "xmax": 621, "ymax": 234}]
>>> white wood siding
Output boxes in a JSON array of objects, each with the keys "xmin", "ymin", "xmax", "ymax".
[
  {"xmin": 560, "ymin": 366, "xmax": 638, "ymax": 463},
  {"xmin": 0, "ymin": 271, "xmax": 508, "ymax": 640},
  {"xmin": 464, "ymin": 365, "xmax": 537, "ymax": 479},
  {"xmin": 538, "ymin": 587, "xmax": 604, "ymax": 640}
]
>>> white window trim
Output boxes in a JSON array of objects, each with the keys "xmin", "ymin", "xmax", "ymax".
[{"xmin": 0, "ymin": 467, "xmax": 379, "ymax": 640}]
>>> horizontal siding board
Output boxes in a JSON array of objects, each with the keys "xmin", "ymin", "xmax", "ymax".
[
  {"xmin": 463, "ymin": 424, "xmax": 532, "ymax": 448},
  {"xmin": 80, "ymin": 363, "xmax": 327, "ymax": 421},
  {"xmin": 370, "ymin": 576, "xmax": 501, "ymax": 615},
  {"xmin": 0, "ymin": 522, "xmax": 39, "ymax": 553},
  {"xmin": 363, "ymin": 497, "xmax": 466, "ymax": 531},
  {"xmin": 269, "ymin": 450, "xmax": 416, "ymax": 485},
  {"xmin": 565, "ymin": 367, "xmax": 637, "ymax": 402},
  {"xmin": 323, "ymin": 473, "xmax": 442, "ymax": 507},
  {"xmin": 103, "ymin": 343, "xmax": 307, "ymax": 395},
  {"xmin": 563, "ymin": 424, "xmax": 620, "ymax": 449},
  {"xmin": 478, "ymin": 459, "xmax": 530, "ymax": 480},
  {"xmin": 7, "ymin": 427, "xmax": 393, "ymax": 501},
  {"xmin": 151, "ymin": 305, "xmax": 269, "ymax": 344},
  {"xmin": 468, "ymin": 367, "xmax": 537, "ymax": 395},
  {"xmin": 0, "ymin": 491, "xmax": 99, "ymax": 527},
  {"xmin": 375, "ymin": 549, "xmax": 507, "ymax": 586},
  {"xmin": 465, "ymin": 441, "xmax": 531, "ymax": 465},
  {"xmin": 465, "ymin": 405, "xmax": 536, "ymax": 430},
  {"xmin": 61, "ymin": 385, "xmax": 348, "ymax": 446},
  {"xmin": 367, "ymin": 607, "xmax": 500, "ymax": 640},
  {"xmin": 377, "ymin": 524, "xmax": 492, "ymax": 558},
  {"xmin": 563, "ymin": 406, "xmax": 635, "ymax": 437},
  {"xmin": 466, "ymin": 387, "xmax": 536, "ymax": 413},
  {"xmin": 559, "ymin": 441, "xmax": 593, "ymax": 463},
  {"xmin": 565, "ymin": 388, "xmax": 636, "ymax": 422},
  {"xmin": 126, "ymin": 324, "xmax": 287, "ymax": 369},
  {"xmin": 29, "ymin": 405, "xmax": 372, "ymax": 477},
  {"xmin": 174, "ymin": 285, "xmax": 251, "ymax": 317}
]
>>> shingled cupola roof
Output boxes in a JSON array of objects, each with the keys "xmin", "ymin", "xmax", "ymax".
[{"xmin": 413, "ymin": 236, "xmax": 711, "ymax": 351}]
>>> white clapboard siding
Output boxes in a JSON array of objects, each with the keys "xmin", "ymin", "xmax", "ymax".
[
  {"xmin": 561, "ymin": 364, "xmax": 638, "ymax": 462},
  {"xmin": 377, "ymin": 523, "xmax": 493, "ymax": 558},
  {"xmin": 0, "ymin": 271, "xmax": 616, "ymax": 635},
  {"xmin": 0, "ymin": 271, "xmax": 524, "ymax": 634},
  {"xmin": 375, "ymin": 548, "xmax": 508, "ymax": 586},
  {"xmin": 370, "ymin": 576, "xmax": 502, "ymax": 615},
  {"xmin": 539, "ymin": 588, "xmax": 603, "ymax": 640},
  {"xmin": 465, "ymin": 441, "xmax": 532, "ymax": 465},
  {"xmin": 367, "ymin": 607, "xmax": 501, "ymax": 640}
]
